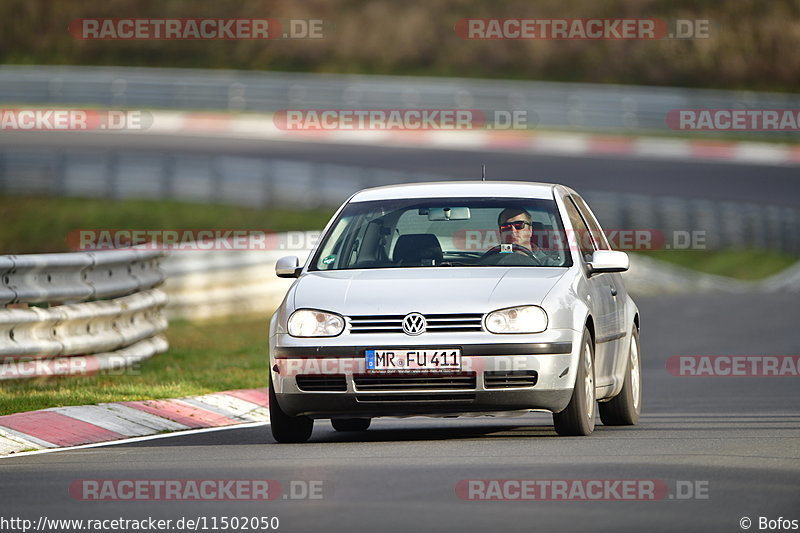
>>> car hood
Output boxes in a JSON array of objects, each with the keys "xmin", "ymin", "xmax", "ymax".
[{"xmin": 292, "ymin": 268, "xmax": 567, "ymax": 315}]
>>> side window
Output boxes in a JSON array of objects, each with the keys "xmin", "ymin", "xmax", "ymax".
[
  {"xmin": 571, "ymin": 195, "xmax": 610, "ymax": 250},
  {"xmin": 563, "ymin": 197, "xmax": 595, "ymax": 263}
]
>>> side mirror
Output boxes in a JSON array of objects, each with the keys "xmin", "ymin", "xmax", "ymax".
[
  {"xmin": 276, "ymin": 256, "xmax": 302, "ymax": 278},
  {"xmin": 588, "ymin": 250, "xmax": 629, "ymax": 274}
]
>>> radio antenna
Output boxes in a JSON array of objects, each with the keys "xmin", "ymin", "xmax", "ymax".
[{"xmin": 481, "ymin": 164, "xmax": 486, "ymax": 181}]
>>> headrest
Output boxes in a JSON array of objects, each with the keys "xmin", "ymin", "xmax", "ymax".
[{"xmin": 393, "ymin": 234, "xmax": 443, "ymax": 266}]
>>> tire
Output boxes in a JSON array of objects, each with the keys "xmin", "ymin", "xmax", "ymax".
[
  {"xmin": 269, "ymin": 381, "xmax": 313, "ymax": 443},
  {"xmin": 599, "ymin": 327, "xmax": 642, "ymax": 426},
  {"xmin": 331, "ymin": 418, "xmax": 371, "ymax": 432},
  {"xmin": 553, "ymin": 328, "xmax": 596, "ymax": 436}
]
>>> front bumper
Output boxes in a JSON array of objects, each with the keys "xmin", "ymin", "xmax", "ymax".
[{"xmin": 270, "ymin": 333, "xmax": 581, "ymax": 418}]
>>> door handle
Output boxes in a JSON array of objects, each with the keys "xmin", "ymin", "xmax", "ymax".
[{"xmin": 609, "ymin": 286, "xmax": 618, "ymax": 296}]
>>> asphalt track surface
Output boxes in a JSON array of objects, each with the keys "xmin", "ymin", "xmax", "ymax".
[
  {"xmin": 2, "ymin": 292, "xmax": 798, "ymax": 533},
  {"xmin": 2, "ymin": 131, "xmax": 800, "ymax": 207}
]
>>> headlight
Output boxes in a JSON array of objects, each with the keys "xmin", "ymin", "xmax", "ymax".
[
  {"xmin": 485, "ymin": 305, "xmax": 548, "ymax": 334},
  {"xmin": 288, "ymin": 309, "xmax": 345, "ymax": 337}
]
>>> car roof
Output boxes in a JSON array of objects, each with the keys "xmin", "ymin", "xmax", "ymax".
[{"xmin": 350, "ymin": 181, "xmax": 559, "ymax": 202}]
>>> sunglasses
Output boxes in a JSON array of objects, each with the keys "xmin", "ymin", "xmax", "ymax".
[{"xmin": 499, "ymin": 220, "xmax": 532, "ymax": 231}]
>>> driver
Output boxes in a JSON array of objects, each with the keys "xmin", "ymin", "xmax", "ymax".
[
  {"xmin": 497, "ymin": 207, "xmax": 561, "ymax": 266},
  {"xmin": 498, "ymin": 207, "xmax": 534, "ymax": 252}
]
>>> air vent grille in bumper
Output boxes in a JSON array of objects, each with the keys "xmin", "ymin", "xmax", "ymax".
[
  {"xmin": 295, "ymin": 375, "xmax": 347, "ymax": 392},
  {"xmin": 484, "ymin": 370, "xmax": 538, "ymax": 389}
]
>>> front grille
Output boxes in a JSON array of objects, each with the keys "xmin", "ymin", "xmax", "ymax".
[
  {"xmin": 348, "ymin": 314, "xmax": 484, "ymax": 334},
  {"xmin": 353, "ymin": 372, "xmax": 476, "ymax": 391},
  {"xmin": 295, "ymin": 375, "xmax": 347, "ymax": 392},
  {"xmin": 484, "ymin": 370, "xmax": 538, "ymax": 389},
  {"xmin": 356, "ymin": 393, "xmax": 475, "ymax": 403}
]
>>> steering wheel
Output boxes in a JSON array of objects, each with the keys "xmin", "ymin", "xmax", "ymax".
[{"xmin": 478, "ymin": 244, "xmax": 542, "ymax": 266}]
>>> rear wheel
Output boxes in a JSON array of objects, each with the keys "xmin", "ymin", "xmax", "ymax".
[
  {"xmin": 269, "ymin": 381, "xmax": 313, "ymax": 443},
  {"xmin": 331, "ymin": 418, "xmax": 371, "ymax": 432},
  {"xmin": 553, "ymin": 328, "xmax": 596, "ymax": 436},
  {"xmin": 599, "ymin": 327, "xmax": 642, "ymax": 426}
]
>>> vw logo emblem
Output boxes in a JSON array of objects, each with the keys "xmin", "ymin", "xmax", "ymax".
[{"xmin": 402, "ymin": 313, "xmax": 427, "ymax": 336}]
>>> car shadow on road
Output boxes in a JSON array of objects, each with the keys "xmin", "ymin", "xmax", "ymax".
[
  {"xmin": 113, "ymin": 417, "xmax": 571, "ymax": 448},
  {"xmin": 320, "ymin": 422, "xmax": 562, "ymax": 444}
]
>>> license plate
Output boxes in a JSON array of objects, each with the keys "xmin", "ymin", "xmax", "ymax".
[{"xmin": 365, "ymin": 349, "xmax": 461, "ymax": 372}]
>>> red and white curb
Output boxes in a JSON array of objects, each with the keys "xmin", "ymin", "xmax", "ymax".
[
  {"xmin": 0, "ymin": 388, "xmax": 269, "ymax": 456},
  {"xmin": 138, "ymin": 111, "xmax": 800, "ymax": 166}
]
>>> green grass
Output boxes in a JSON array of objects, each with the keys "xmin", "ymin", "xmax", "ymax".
[
  {"xmin": 0, "ymin": 195, "xmax": 335, "ymax": 254},
  {"xmin": 0, "ymin": 318, "xmax": 268, "ymax": 415},
  {"xmin": 634, "ymin": 249, "xmax": 799, "ymax": 280}
]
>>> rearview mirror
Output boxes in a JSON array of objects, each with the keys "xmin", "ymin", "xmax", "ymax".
[
  {"xmin": 428, "ymin": 207, "xmax": 471, "ymax": 221},
  {"xmin": 275, "ymin": 255, "xmax": 302, "ymax": 278},
  {"xmin": 588, "ymin": 250, "xmax": 629, "ymax": 274}
]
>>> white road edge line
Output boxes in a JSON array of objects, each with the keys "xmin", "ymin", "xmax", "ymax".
[{"xmin": 0, "ymin": 421, "xmax": 268, "ymax": 460}]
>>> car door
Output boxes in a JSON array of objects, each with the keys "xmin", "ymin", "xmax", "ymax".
[
  {"xmin": 562, "ymin": 196, "xmax": 618, "ymax": 391},
  {"xmin": 573, "ymin": 194, "xmax": 633, "ymax": 342},
  {"xmin": 573, "ymin": 194, "xmax": 633, "ymax": 384}
]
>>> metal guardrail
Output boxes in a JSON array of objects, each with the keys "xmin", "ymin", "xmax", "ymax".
[
  {"xmin": 0, "ymin": 249, "xmax": 168, "ymax": 380},
  {"xmin": 1, "ymin": 147, "xmax": 799, "ymax": 253},
  {"xmin": 1, "ymin": 65, "xmax": 799, "ymax": 135},
  {"xmin": 1, "ymin": 249, "xmax": 165, "ymax": 304}
]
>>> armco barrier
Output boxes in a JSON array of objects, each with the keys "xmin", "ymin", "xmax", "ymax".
[
  {"xmin": 0, "ymin": 289, "xmax": 167, "ymax": 358},
  {"xmin": 1, "ymin": 249, "xmax": 165, "ymax": 304},
  {"xmin": 0, "ymin": 249, "xmax": 168, "ymax": 380}
]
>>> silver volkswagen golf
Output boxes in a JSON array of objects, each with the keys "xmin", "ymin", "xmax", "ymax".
[{"xmin": 269, "ymin": 181, "xmax": 642, "ymax": 442}]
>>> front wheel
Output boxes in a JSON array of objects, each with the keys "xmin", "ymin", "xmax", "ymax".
[
  {"xmin": 331, "ymin": 418, "xmax": 371, "ymax": 432},
  {"xmin": 553, "ymin": 328, "xmax": 596, "ymax": 436},
  {"xmin": 269, "ymin": 381, "xmax": 313, "ymax": 443},
  {"xmin": 599, "ymin": 327, "xmax": 642, "ymax": 426}
]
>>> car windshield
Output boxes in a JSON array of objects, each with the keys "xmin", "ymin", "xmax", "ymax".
[{"xmin": 309, "ymin": 197, "xmax": 572, "ymax": 270}]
